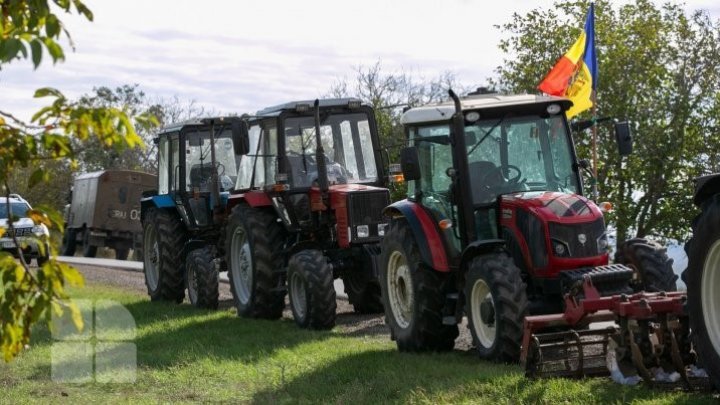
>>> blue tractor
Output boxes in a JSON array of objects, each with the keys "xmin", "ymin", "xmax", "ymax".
[{"xmin": 140, "ymin": 117, "xmax": 247, "ymax": 309}]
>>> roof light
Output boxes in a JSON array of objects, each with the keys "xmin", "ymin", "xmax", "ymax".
[
  {"xmin": 547, "ymin": 104, "xmax": 562, "ymax": 115},
  {"xmin": 465, "ymin": 111, "xmax": 480, "ymax": 122},
  {"xmin": 347, "ymin": 100, "xmax": 361, "ymax": 109},
  {"xmin": 295, "ymin": 104, "xmax": 311, "ymax": 113}
]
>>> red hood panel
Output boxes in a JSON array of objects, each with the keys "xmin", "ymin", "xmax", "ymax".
[{"xmin": 502, "ymin": 192, "xmax": 602, "ymax": 222}]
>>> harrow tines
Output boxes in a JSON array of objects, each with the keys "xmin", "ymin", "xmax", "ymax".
[{"xmin": 525, "ymin": 328, "xmax": 616, "ymax": 379}]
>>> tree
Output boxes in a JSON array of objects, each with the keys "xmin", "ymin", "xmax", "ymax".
[
  {"xmin": 493, "ymin": 0, "xmax": 720, "ymax": 244},
  {"xmin": 0, "ymin": 0, "xmax": 152, "ymax": 361},
  {"xmin": 327, "ymin": 61, "xmax": 474, "ymax": 199}
]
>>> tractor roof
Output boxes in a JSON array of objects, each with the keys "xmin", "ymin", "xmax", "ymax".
[
  {"xmin": 255, "ymin": 98, "xmax": 364, "ymax": 117},
  {"xmin": 400, "ymin": 93, "xmax": 571, "ymax": 125},
  {"xmin": 159, "ymin": 116, "xmax": 241, "ymax": 134}
]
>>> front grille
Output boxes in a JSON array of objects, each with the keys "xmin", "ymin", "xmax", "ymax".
[
  {"xmin": 3, "ymin": 227, "xmax": 33, "ymax": 238},
  {"xmin": 548, "ymin": 218, "xmax": 605, "ymax": 258},
  {"xmin": 347, "ymin": 191, "xmax": 390, "ymax": 226},
  {"xmin": 347, "ymin": 190, "xmax": 390, "ymax": 243}
]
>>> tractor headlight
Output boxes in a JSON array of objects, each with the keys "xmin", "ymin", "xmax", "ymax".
[
  {"xmin": 552, "ymin": 239, "xmax": 569, "ymax": 257},
  {"xmin": 356, "ymin": 225, "xmax": 369, "ymax": 238},
  {"xmin": 378, "ymin": 223, "xmax": 388, "ymax": 237}
]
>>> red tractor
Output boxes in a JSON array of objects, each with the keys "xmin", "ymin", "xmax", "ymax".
[
  {"xmin": 223, "ymin": 99, "xmax": 389, "ymax": 329},
  {"xmin": 380, "ymin": 90, "xmax": 691, "ymax": 383}
]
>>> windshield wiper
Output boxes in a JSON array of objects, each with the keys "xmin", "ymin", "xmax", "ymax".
[{"xmin": 467, "ymin": 116, "xmax": 505, "ymax": 156}]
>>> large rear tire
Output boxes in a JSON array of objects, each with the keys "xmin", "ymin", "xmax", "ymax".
[
  {"xmin": 142, "ymin": 208, "xmax": 187, "ymax": 302},
  {"xmin": 225, "ymin": 203, "xmax": 286, "ymax": 319},
  {"xmin": 685, "ymin": 195, "xmax": 720, "ymax": 390},
  {"xmin": 288, "ymin": 249, "xmax": 336, "ymax": 330},
  {"xmin": 465, "ymin": 252, "xmax": 528, "ymax": 362},
  {"xmin": 186, "ymin": 247, "xmax": 219, "ymax": 309},
  {"xmin": 379, "ymin": 219, "xmax": 458, "ymax": 352},
  {"xmin": 615, "ymin": 238, "xmax": 677, "ymax": 292}
]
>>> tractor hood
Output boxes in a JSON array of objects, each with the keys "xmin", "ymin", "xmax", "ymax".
[{"xmin": 501, "ymin": 191, "xmax": 603, "ymax": 223}]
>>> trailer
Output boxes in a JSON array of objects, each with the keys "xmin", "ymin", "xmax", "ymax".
[{"xmin": 61, "ymin": 170, "xmax": 157, "ymax": 260}]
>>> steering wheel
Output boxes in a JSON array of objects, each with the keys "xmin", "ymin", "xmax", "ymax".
[{"xmin": 215, "ymin": 162, "xmax": 225, "ymax": 176}]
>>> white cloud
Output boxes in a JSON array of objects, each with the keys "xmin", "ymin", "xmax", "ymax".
[{"xmin": 1, "ymin": 0, "xmax": 718, "ymax": 121}]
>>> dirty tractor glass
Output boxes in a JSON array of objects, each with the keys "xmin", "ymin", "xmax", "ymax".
[
  {"xmin": 185, "ymin": 129, "xmax": 238, "ymax": 192},
  {"xmin": 466, "ymin": 115, "xmax": 579, "ymax": 204},
  {"xmin": 283, "ymin": 113, "xmax": 377, "ymax": 188}
]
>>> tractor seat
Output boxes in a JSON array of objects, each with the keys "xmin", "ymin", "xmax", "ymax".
[
  {"xmin": 189, "ymin": 163, "xmax": 217, "ymax": 190},
  {"xmin": 468, "ymin": 161, "xmax": 499, "ymax": 205}
]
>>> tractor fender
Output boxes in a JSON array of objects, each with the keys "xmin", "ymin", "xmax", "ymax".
[
  {"xmin": 140, "ymin": 194, "xmax": 174, "ymax": 221},
  {"xmin": 693, "ymin": 173, "xmax": 720, "ymax": 206},
  {"xmin": 383, "ymin": 200, "xmax": 450, "ymax": 272},
  {"xmin": 459, "ymin": 239, "xmax": 506, "ymax": 273},
  {"xmin": 226, "ymin": 190, "xmax": 272, "ymax": 211}
]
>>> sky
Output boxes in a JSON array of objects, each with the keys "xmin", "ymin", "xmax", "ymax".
[{"xmin": 3, "ymin": 0, "xmax": 720, "ymax": 121}]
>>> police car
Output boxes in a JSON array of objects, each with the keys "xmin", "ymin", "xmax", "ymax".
[{"xmin": 0, "ymin": 194, "xmax": 50, "ymax": 266}]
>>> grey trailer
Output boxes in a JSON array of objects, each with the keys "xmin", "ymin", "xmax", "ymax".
[{"xmin": 61, "ymin": 170, "xmax": 157, "ymax": 260}]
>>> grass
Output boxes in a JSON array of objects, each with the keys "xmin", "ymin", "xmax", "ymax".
[{"xmin": 1, "ymin": 284, "xmax": 717, "ymax": 404}]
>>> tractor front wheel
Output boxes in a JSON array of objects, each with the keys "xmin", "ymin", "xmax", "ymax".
[
  {"xmin": 685, "ymin": 195, "xmax": 720, "ymax": 390},
  {"xmin": 288, "ymin": 249, "xmax": 336, "ymax": 330},
  {"xmin": 465, "ymin": 252, "xmax": 528, "ymax": 362},
  {"xmin": 142, "ymin": 208, "xmax": 187, "ymax": 302},
  {"xmin": 615, "ymin": 238, "xmax": 677, "ymax": 292},
  {"xmin": 379, "ymin": 219, "xmax": 458, "ymax": 352},
  {"xmin": 225, "ymin": 204, "xmax": 286, "ymax": 319},
  {"xmin": 186, "ymin": 247, "xmax": 219, "ymax": 309}
]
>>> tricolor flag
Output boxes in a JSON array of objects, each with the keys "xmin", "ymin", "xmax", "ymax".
[{"xmin": 538, "ymin": 3, "xmax": 597, "ymax": 119}]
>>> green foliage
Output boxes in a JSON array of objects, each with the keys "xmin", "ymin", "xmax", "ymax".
[
  {"xmin": 494, "ymin": 0, "xmax": 720, "ymax": 243},
  {"xmin": 0, "ymin": 0, "xmax": 149, "ymax": 361},
  {"xmin": 328, "ymin": 61, "xmax": 474, "ymax": 201}
]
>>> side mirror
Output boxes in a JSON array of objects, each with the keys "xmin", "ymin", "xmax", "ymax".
[
  {"xmin": 232, "ymin": 120, "xmax": 249, "ymax": 155},
  {"xmin": 614, "ymin": 121, "xmax": 633, "ymax": 156},
  {"xmin": 400, "ymin": 146, "xmax": 421, "ymax": 181}
]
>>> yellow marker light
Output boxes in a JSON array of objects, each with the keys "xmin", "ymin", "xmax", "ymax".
[
  {"xmin": 439, "ymin": 219, "xmax": 453, "ymax": 230},
  {"xmin": 390, "ymin": 174, "xmax": 404, "ymax": 183}
]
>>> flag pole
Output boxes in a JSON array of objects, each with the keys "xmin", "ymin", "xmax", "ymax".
[{"xmin": 591, "ymin": 94, "xmax": 598, "ymax": 201}]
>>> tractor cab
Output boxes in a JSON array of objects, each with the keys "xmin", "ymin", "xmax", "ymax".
[
  {"xmin": 235, "ymin": 98, "xmax": 388, "ymax": 241},
  {"xmin": 152, "ymin": 117, "xmax": 246, "ymax": 230}
]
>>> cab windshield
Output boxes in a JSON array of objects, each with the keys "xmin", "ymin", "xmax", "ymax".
[
  {"xmin": 283, "ymin": 112, "xmax": 378, "ymax": 188},
  {"xmin": 185, "ymin": 129, "xmax": 238, "ymax": 192},
  {"xmin": 409, "ymin": 114, "xmax": 579, "ymax": 206},
  {"xmin": 0, "ymin": 202, "xmax": 31, "ymax": 219}
]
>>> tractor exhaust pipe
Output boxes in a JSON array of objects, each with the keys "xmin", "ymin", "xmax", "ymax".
[{"xmin": 313, "ymin": 99, "xmax": 329, "ymax": 194}]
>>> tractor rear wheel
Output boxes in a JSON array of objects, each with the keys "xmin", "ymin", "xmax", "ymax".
[
  {"xmin": 465, "ymin": 252, "xmax": 528, "ymax": 362},
  {"xmin": 615, "ymin": 238, "xmax": 677, "ymax": 292},
  {"xmin": 685, "ymin": 195, "xmax": 720, "ymax": 390},
  {"xmin": 288, "ymin": 249, "xmax": 336, "ymax": 329},
  {"xmin": 342, "ymin": 263, "xmax": 383, "ymax": 314},
  {"xmin": 186, "ymin": 247, "xmax": 219, "ymax": 309},
  {"xmin": 380, "ymin": 219, "xmax": 458, "ymax": 352},
  {"xmin": 225, "ymin": 204, "xmax": 286, "ymax": 319},
  {"xmin": 142, "ymin": 208, "xmax": 187, "ymax": 302}
]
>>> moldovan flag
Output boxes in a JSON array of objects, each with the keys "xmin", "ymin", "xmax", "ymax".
[{"xmin": 538, "ymin": 3, "xmax": 597, "ymax": 119}]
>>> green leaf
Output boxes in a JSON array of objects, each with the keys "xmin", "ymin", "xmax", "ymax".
[
  {"xmin": 30, "ymin": 40, "xmax": 42, "ymax": 68},
  {"xmin": 33, "ymin": 87, "xmax": 63, "ymax": 99},
  {"xmin": 27, "ymin": 168, "xmax": 46, "ymax": 188},
  {"xmin": 42, "ymin": 38, "xmax": 65, "ymax": 63},
  {"xmin": 0, "ymin": 39, "xmax": 22, "ymax": 62},
  {"xmin": 45, "ymin": 15, "xmax": 61, "ymax": 38}
]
